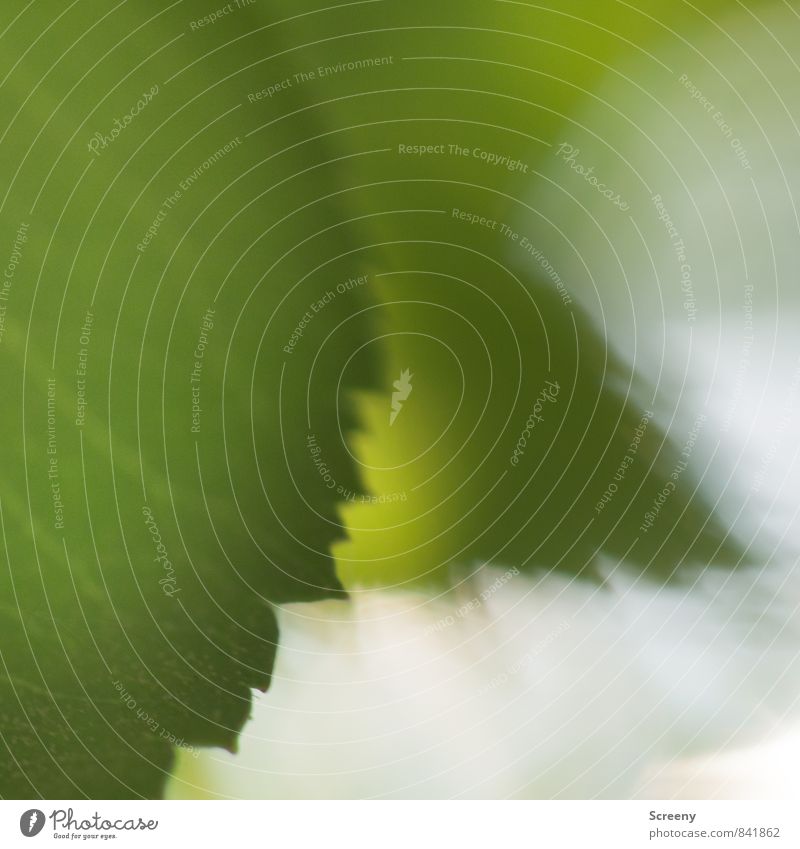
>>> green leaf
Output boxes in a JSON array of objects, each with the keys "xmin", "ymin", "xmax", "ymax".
[{"xmin": 0, "ymin": 0, "xmax": 376, "ymax": 798}]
